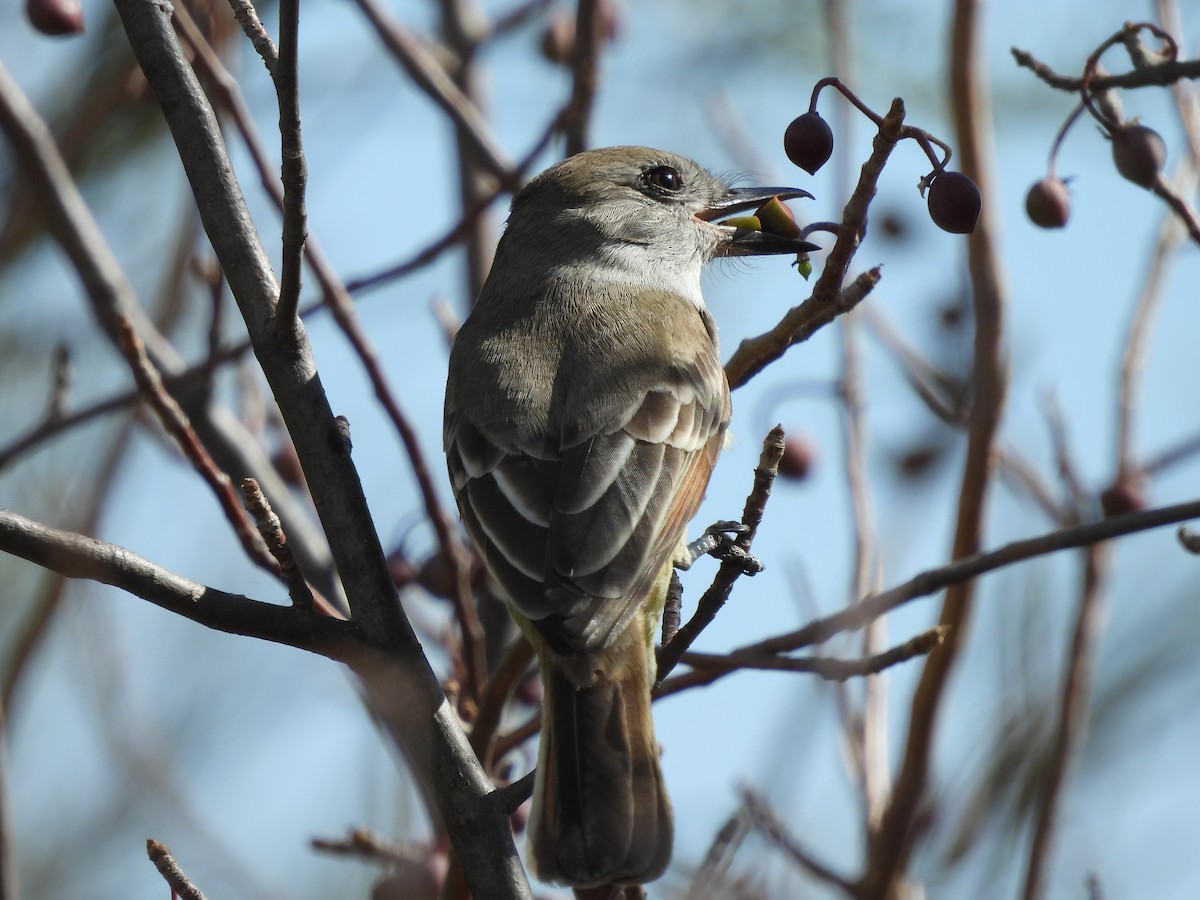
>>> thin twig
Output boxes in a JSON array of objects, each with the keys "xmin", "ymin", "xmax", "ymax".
[
  {"xmin": 689, "ymin": 808, "xmax": 750, "ymax": 898},
  {"xmin": 740, "ymin": 788, "xmax": 857, "ymax": 894},
  {"xmin": 311, "ymin": 828, "xmax": 430, "ymax": 866},
  {"xmin": 563, "ymin": 0, "xmax": 602, "ymax": 156},
  {"xmin": 725, "ymin": 97, "xmax": 910, "ymax": 389},
  {"xmin": 273, "ymin": 0, "xmax": 308, "ymax": 325},
  {"xmin": 351, "ymin": 0, "xmax": 513, "ymax": 181},
  {"xmin": 468, "ymin": 636, "xmax": 534, "ymax": 772},
  {"xmin": 0, "ymin": 342, "xmax": 249, "ymax": 472},
  {"xmin": 240, "ymin": 478, "xmax": 314, "ymax": 609},
  {"xmin": 226, "ymin": 0, "xmax": 278, "ymax": 73},
  {"xmin": 147, "ymin": 839, "xmax": 208, "ymax": 900},
  {"xmin": 1011, "ymin": 47, "xmax": 1200, "ymax": 92},
  {"xmin": 655, "ymin": 426, "xmax": 786, "ymax": 684},
  {"xmin": 674, "ymin": 627, "xmax": 947, "ymax": 686},
  {"xmin": 726, "ymin": 267, "xmax": 882, "ymax": 390},
  {"xmin": 117, "ymin": 317, "xmax": 279, "ymax": 576},
  {"xmin": 734, "ymin": 496, "xmax": 1200, "ymax": 662},
  {"xmin": 1020, "ymin": 544, "xmax": 1111, "ymax": 900}
]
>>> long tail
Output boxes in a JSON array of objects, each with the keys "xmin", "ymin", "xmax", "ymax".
[{"xmin": 527, "ymin": 625, "xmax": 673, "ymax": 887}]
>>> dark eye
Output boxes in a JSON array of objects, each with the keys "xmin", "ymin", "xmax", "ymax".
[{"xmin": 644, "ymin": 165, "xmax": 683, "ymax": 193}]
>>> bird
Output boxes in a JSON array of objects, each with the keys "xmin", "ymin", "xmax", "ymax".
[{"xmin": 444, "ymin": 146, "xmax": 816, "ymax": 888}]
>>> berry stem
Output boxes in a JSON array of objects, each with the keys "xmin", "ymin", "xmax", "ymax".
[
  {"xmin": 808, "ymin": 76, "xmax": 953, "ymax": 175},
  {"xmin": 1079, "ymin": 22, "xmax": 1179, "ymax": 134},
  {"xmin": 1046, "ymin": 100, "xmax": 1087, "ymax": 178}
]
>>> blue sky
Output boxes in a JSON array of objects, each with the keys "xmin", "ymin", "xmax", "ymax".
[{"xmin": 2, "ymin": 0, "xmax": 1199, "ymax": 897}]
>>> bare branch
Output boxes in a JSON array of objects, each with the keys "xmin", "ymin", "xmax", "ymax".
[
  {"xmin": 240, "ymin": 477, "xmax": 315, "ymax": 610},
  {"xmin": 0, "ymin": 509, "xmax": 353, "ymax": 656},
  {"xmin": 116, "ymin": 317, "xmax": 279, "ymax": 577},
  {"xmin": 273, "ymin": 0, "xmax": 308, "ymax": 325},
  {"xmin": 147, "ymin": 839, "xmax": 208, "ymax": 900},
  {"xmin": 655, "ymin": 426, "xmax": 786, "ymax": 684},
  {"xmin": 743, "ymin": 496, "xmax": 1200, "ymax": 656},
  {"xmin": 864, "ymin": 1, "xmax": 1010, "ymax": 891},
  {"xmin": 740, "ymin": 788, "xmax": 857, "ymax": 895},
  {"xmin": 226, "ymin": 0, "xmax": 279, "ymax": 73},
  {"xmin": 351, "ymin": 0, "xmax": 513, "ymax": 182},
  {"xmin": 674, "ymin": 627, "xmax": 947, "ymax": 686},
  {"xmin": 1012, "ymin": 46, "xmax": 1200, "ymax": 92},
  {"xmin": 726, "ymin": 267, "xmax": 882, "ymax": 390},
  {"xmin": 1021, "ymin": 545, "xmax": 1111, "ymax": 900},
  {"xmin": 109, "ymin": 4, "xmax": 529, "ymax": 894},
  {"xmin": 564, "ymin": 0, "xmax": 603, "ymax": 155}
]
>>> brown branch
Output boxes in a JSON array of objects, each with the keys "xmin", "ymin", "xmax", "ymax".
[
  {"xmin": 0, "ymin": 509, "xmax": 356, "ymax": 657},
  {"xmin": 1011, "ymin": 47, "xmax": 1200, "ymax": 92},
  {"xmin": 109, "ymin": 5, "xmax": 529, "ymax": 895},
  {"xmin": 1020, "ymin": 544, "xmax": 1111, "ymax": 900},
  {"xmin": 673, "ymin": 627, "xmax": 947, "ymax": 687},
  {"xmin": 469, "ymin": 636, "xmax": 535, "ymax": 772},
  {"xmin": 116, "ymin": 317, "xmax": 280, "ymax": 576},
  {"xmin": 312, "ymin": 828, "xmax": 429, "ymax": 866},
  {"xmin": 655, "ymin": 426, "xmax": 786, "ymax": 685},
  {"xmin": 273, "ymin": 0, "xmax": 308, "ymax": 325},
  {"xmin": 740, "ymin": 788, "xmax": 857, "ymax": 895},
  {"xmin": 240, "ymin": 477, "xmax": 314, "ymax": 609},
  {"xmin": 147, "ymin": 839, "xmax": 208, "ymax": 900},
  {"xmin": 674, "ymin": 498, "xmax": 1200, "ymax": 696},
  {"xmin": 564, "ymin": 0, "xmax": 602, "ymax": 156},
  {"xmin": 864, "ymin": 0, "xmax": 1009, "ymax": 892},
  {"xmin": 1148, "ymin": 173, "xmax": 1200, "ymax": 244},
  {"xmin": 726, "ymin": 267, "xmax": 882, "ymax": 390},
  {"xmin": 226, "ymin": 0, "xmax": 278, "ymax": 73},
  {"xmin": 351, "ymin": 0, "xmax": 513, "ymax": 182}
]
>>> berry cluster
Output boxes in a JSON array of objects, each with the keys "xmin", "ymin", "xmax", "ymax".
[
  {"xmin": 1025, "ymin": 22, "xmax": 1177, "ymax": 231},
  {"xmin": 782, "ymin": 79, "xmax": 982, "ymax": 235}
]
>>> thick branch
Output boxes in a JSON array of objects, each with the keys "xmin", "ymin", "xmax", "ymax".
[
  {"xmin": 108, "ymin": 4, "xmax": 528, "ymax": 895},
  {"xmin": 865, "ymin": 2, "xmax": 1009, "ymax": 892},
  {"xmin": 0, "ymin": 509, "xmax": 351, "ymax": 655}
]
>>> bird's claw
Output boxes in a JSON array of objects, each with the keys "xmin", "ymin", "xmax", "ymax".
[{"xmin": 678, "ymin": 520, "xmax": 764, "ymax": 575}]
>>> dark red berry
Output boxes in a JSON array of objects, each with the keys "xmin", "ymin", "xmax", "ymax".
[
  {"xmin": 1100, "ymin": 476, "xmax": 1148, "ymax": 517},
  {"xmin": 539, "ymin": 15, "xmax": 574, "ymax": 64},
  {"xmin": 777, "ymin": 434, "xmax": 816, "ymax": 481},
  {"xmin": 783, "ymin": 112, "xmax": 834, "ymax": 175},
  {"xmin": 1111, "ymin": 124, "xmax": 1166, "ymax": 189},
  {"xmin": 417, "ymin": 552, "xmax": 455, "ymax": 600},
  {"xmin": 1025, "ymin": 177, "xmax": 1071, "ymax": 229},
  {"xmin": 26, "ymin": 0, "xmax": 83, "ymax": 35},
  {"xmin": 927, "ymin": 170, "xmax": 981, "ymax": 234}
]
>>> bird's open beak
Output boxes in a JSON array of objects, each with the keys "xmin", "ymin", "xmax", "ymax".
[{"xmin": 698, "ymin": 186, "xmax": 821, "ymax": 255}]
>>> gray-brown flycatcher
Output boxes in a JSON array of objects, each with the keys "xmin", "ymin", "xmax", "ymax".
[{"xmin": 444, "ymin": 146, "xmax": 815, "ymax": 887}]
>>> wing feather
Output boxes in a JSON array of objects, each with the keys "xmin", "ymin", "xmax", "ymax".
[{"xmin": 445, "ymin": 289, "xmax": 730, "ymax": 662}]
